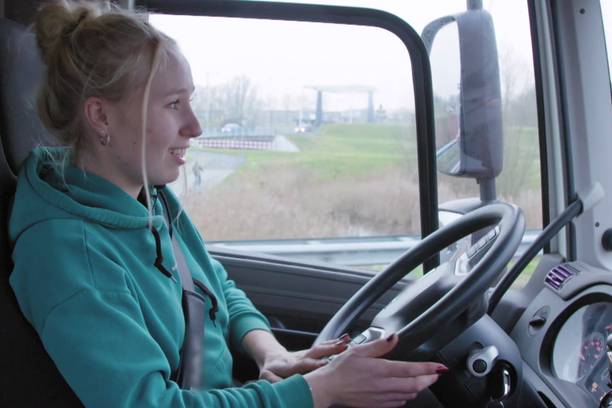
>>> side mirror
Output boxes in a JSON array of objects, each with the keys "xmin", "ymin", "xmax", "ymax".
[{"xmin": 423, "ymin": 7, "xmax": 503, "ymax": 180}]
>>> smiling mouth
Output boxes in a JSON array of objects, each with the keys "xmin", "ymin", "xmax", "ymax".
[{"xmin": 169, "ymin": 147, "xmax": 188, "ymax": 159}]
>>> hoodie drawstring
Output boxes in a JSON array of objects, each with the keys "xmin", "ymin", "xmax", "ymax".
[
  {"xmin": 193, "ymin": 279, "xmax": 218, "ymax": 323},
  {"xmin": 151, "ymin": 226, "xmax": 175, "ymax": 280}
]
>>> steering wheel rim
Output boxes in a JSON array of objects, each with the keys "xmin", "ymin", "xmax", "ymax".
[{"xmin": 314, "ymin": 202, "xmax": 525, "ymax": 353}]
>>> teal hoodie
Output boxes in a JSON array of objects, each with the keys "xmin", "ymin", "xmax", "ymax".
[{"xmin": 9, "ymin": 147, "xmax": 313, "ymax": 408}]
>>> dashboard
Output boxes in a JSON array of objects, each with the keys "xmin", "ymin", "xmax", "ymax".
[
  {"xmin": 552, "ymin": 301, "xmax": 612, "ymax": 402},
  {"xmin": 511, "ymin": 261, "xmax": 612, "ymax": 407}
]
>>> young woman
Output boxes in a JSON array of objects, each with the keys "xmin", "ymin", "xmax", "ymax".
[{"xmin": 8, "ymin": 1, "xmax": 445, "ymax": 407}]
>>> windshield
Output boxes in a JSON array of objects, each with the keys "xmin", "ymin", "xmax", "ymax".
[{"xmin": 151, "ymin": 0, "xmax": 541, "ymax": 278}]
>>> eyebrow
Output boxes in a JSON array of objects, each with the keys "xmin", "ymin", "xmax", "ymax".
[{"xmin": 164, "ymin": 86, "xmax": 195, "ymax": 96}]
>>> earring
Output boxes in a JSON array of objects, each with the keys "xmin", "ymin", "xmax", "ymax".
[{"xmin": 98, "ymin": 132, "xmax": 110, "ymax": 146}]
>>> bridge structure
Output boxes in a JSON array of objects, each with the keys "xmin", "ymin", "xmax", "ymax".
[{"xmin": 305, "ymin": 85, "xmax": 376, "ymax": 126}]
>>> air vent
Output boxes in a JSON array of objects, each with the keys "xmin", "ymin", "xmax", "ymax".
[{"xmin": 545, "ymin": 264, "xmax": 578, "ymax": 290}]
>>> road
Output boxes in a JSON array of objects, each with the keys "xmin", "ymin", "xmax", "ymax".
[
  {"xmin": 169, "ymin": 150, "xmax": 245, "ymax": 196},
  {"xmin": 169, "ymin": 135, "xmax": 298, "ymax": 196}
]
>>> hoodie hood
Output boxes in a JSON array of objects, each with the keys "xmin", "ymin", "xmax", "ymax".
[{"xmin": 10, "ymin": 147, "xmax": 165, "ymax": 241}]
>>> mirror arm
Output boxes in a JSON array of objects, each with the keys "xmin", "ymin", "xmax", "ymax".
[
  {"xmin": 421, "ymin": 15, "xmax": 455, "ymax": 55},
  {"xmin": 479, "ymin": 178, "xmax": 497, "ymax": 203},
  {"xmin": 466, "ymin": 0, "xmax": 483, "ymax": 11}
]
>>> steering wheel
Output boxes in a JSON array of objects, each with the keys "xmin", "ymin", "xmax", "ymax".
[{"xmin": 314, "ymin": 202, "xmax": 524, "ymax": 356}]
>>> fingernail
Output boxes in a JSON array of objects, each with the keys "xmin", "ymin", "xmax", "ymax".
[
  {"xmin": 339, "ymin": 333, "xmax": 350, "ymax": 341},
  {"xmin": 386, "ymin": 333, "xmax": 396, "ymax": 342},
  {"xmin": 436, "ymin": 365, "xmax": 449, "ymax": 373}
]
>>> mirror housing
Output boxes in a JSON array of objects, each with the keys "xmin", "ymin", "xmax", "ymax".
[{"xmin": 423, "ymin": 7, "xmax": 503, "ymax": 180}]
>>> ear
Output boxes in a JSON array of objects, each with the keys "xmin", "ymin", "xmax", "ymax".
[{"xmin": 83, "ymin": 96, "xmax": 110, "ymax": 135}]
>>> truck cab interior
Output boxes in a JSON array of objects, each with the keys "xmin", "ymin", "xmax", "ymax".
[{"xmin": 1, "ymin": 1, "xmax": 611, "ymax": 407}]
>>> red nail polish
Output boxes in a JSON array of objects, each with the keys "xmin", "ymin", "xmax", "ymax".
[{"xmin": 436, "ymin": 366, "xmax": 449, "ymax": 373}]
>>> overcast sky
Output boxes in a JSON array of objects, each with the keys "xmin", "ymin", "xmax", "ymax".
[{"xmin": 150, "ymin": 1, "xmax": 610, "ymax": 112}]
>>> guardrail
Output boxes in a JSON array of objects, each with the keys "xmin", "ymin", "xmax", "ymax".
[
  {"xmin": 209, "ymin": 230, "xmax": 540, "ymax": 267},
  {"xmin": 197, "ymin": 137, "xmax": 274, "ymax": 150}
]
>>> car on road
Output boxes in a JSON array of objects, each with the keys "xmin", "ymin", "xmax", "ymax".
[{"xmin": 221, "ymin": 122, "xmax": 242, "ymax": 135}]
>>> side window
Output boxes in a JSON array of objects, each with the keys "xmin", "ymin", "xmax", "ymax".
[{"xmin": 151, "ymin": 16, "xmax": 420, "ymax": 272}]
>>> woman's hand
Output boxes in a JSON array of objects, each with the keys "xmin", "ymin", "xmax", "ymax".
[
  {"xmin": 304, "ymin": 334, "xmax": 446, "ymax": 408},
  {"xmin": 258, "ymin": 335, "xmax": 351, "ymax": 382}
]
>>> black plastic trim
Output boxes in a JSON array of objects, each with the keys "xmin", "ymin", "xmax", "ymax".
[{"xmin": 527, "ymin": 0, "xmax": 550, "ymax": 254}]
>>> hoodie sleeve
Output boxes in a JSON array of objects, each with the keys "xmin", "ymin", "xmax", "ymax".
[
  {"xmin": 10, "ymin": 221, "xmax": 313, "ymax": 408},
  {"xmin": 40, "ymin": 288, "xmax": 312, "ymax": 408},
  {"xmin": 209, "ymin": 258, "xmax": 273, "ymax": 352},
  {"xmin": 167, "ymin": 189, "xmax": 272, "ymax": 353}
]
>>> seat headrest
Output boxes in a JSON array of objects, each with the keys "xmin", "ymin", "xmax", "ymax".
[
  {"xmin": 0, "ymin": 19, "xmax": 83, "ymax": 407},
  {"xmin": 0, "ymin": 18, "xmax": 55, "ymax": 182}
]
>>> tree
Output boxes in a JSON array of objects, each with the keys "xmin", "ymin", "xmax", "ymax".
[
  {"xmin": 496, "ymin": 46, "xmax": 539, "ymax": 200},
  {"xmin": 190, "ymin": 76, "xmax": 263, "ymax": 130},
  {"xmin": 218, "ymin": 76, "xmax": 261, "ymax": 127}
]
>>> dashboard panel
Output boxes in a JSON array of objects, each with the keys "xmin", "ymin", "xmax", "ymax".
[
  {"xmin": 511, "ymin": 261, "xmax": 612, "ymax": 407},
  {"xmin": 552, "ymin": 302, "xmax": 612, "ymax": 402}
]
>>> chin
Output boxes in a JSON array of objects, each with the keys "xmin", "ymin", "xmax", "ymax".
[{"xmin": 149, "ymin": 171, "xmax": 180, "ymax": 186}]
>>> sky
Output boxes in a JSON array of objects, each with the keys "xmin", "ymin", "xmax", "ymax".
[
  {"xmin": 602, "ymin": 1, "xmax": 612, "ymax": 72},
  {"xmin": 150, "ymin": 1, "xmax": 610, "ymax": 112}
]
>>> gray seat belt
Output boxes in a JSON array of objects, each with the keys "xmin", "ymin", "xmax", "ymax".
[
  {"xmin": 158, "ymin": 190, "xmax": 210, "ymax": 390},
  {"xmin": 171, "ymin": 235, "xmax": 206, "ymax": 390}
]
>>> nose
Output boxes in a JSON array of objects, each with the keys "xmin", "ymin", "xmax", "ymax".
[{"xmin": 180, "ymin": 106, "xmax": 202, "ymax": 139}]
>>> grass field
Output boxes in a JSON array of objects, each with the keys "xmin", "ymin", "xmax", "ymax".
[
  {"xmin": 192, "ymin": 122, "xmax": 540, "ymax": 188},
  {"xmin": 184, "ymin": 122, "xmax": 542, "ymax": 280},
  {"xmin": 190, "ymin": 122, "xmax": 541, "ymax": 221},
  {"xmin": 203, "ymin": 123, "xmax": 416, "ymax": 181}
]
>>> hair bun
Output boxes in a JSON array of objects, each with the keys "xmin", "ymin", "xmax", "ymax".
[{"xmin": 34, "ymin": 1, "xmax": 99, "ymax": 66}]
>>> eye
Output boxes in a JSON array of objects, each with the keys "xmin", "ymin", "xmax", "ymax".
[{"xmin": 168, "ymin": 99, "xmax": 180, "ymax": 110}]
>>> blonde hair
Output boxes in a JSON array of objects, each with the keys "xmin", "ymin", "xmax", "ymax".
[{"xmin": 34, "ymin": 0, "xmax": 178, "ymax": 217}]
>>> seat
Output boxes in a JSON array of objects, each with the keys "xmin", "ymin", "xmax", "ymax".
[{"xmin": 0, "ymin": 17, "xmax": 82, "ymax": 407}]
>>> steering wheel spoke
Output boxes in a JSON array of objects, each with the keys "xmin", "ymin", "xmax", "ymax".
[
  {"xmin": 315, "ymin": 203, "xmax": 525, "ymax": 357},
  {"xmin": 371, "ymin": 266, "xmax": 457, "ymax": 334}
]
